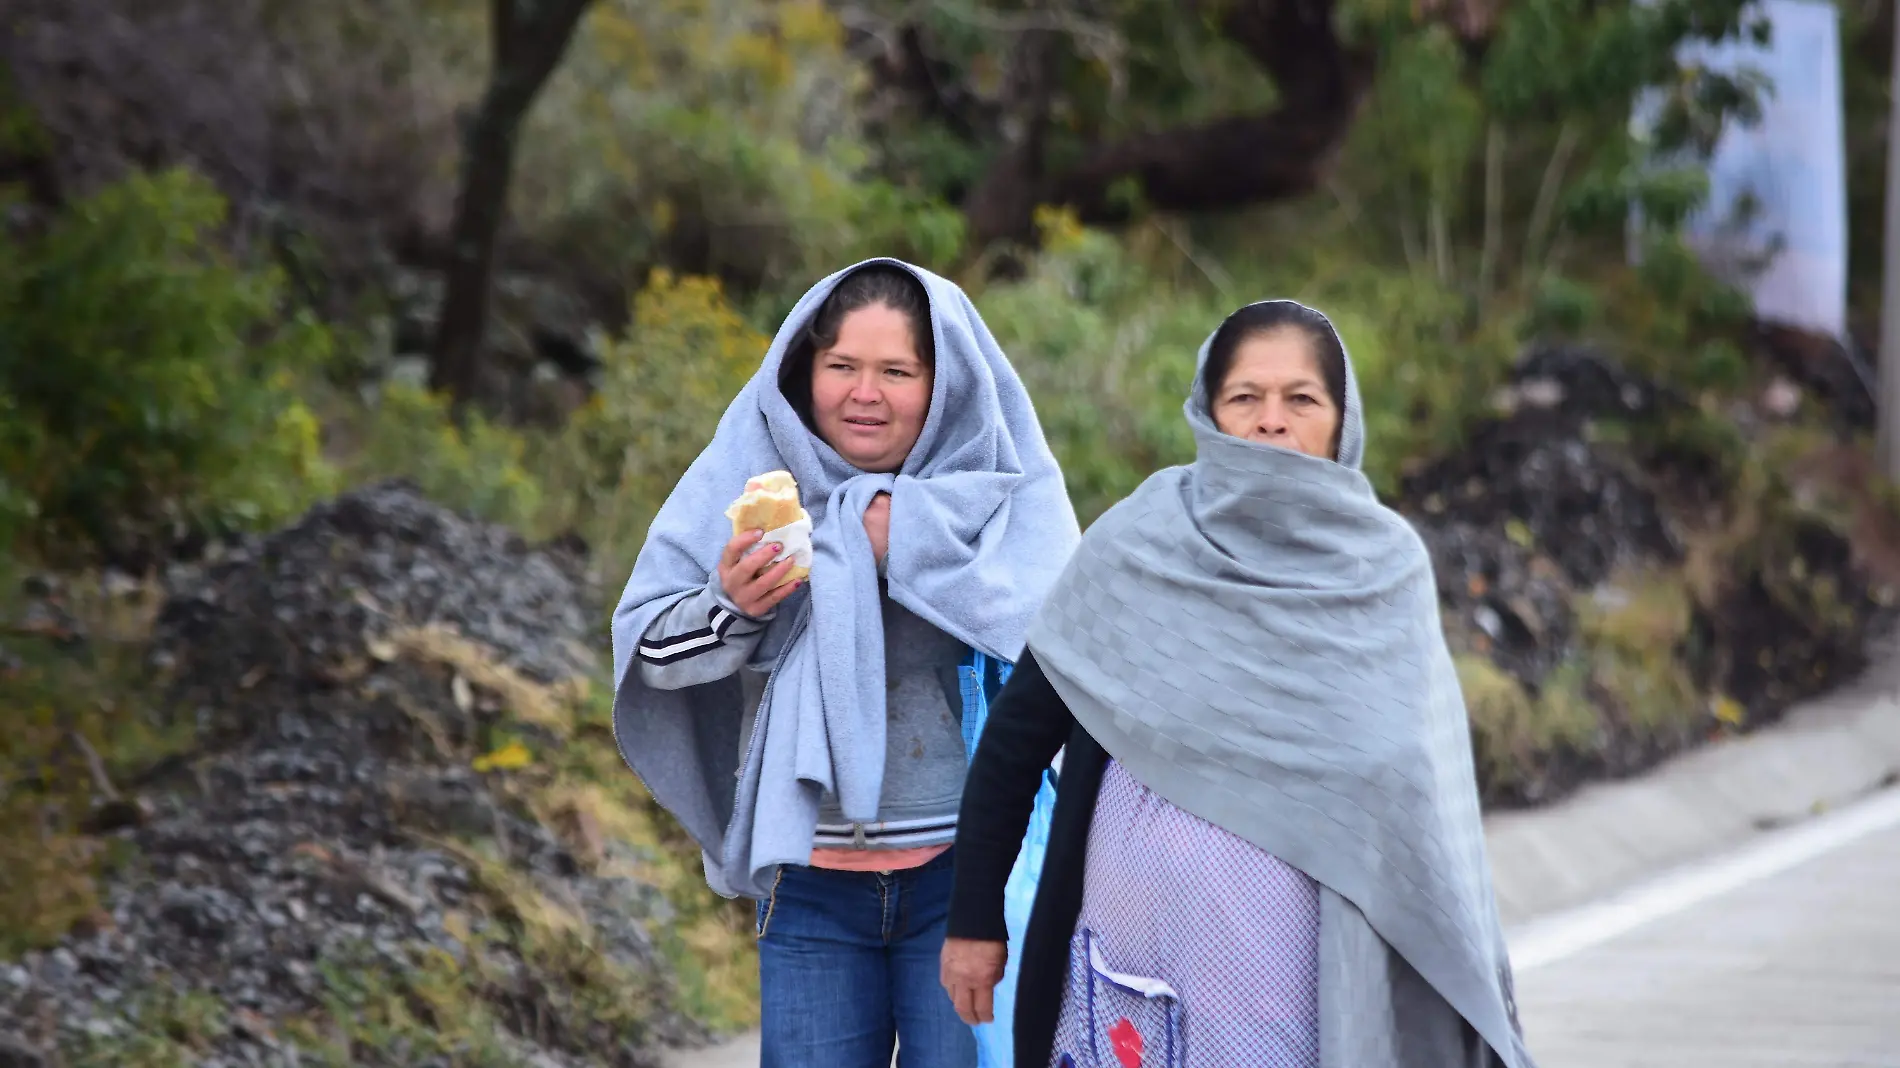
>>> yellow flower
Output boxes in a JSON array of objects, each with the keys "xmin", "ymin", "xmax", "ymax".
[{"xmin": 473, "ymin": 740, "xmax": 533, "ymax": 773}]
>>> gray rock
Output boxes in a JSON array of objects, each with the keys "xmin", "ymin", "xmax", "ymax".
[
  {"xmin": 385, "ymin": 356, "xmax": 432, "ymax": 390},
  {"xmin": 0, "ymin": 1032, "xmax": 47, "ymax": 1068},
  {"xmin": 42, "ymin": 952, "xmax": 76, "ymax": 986},
  {"xmin": 157, "ymin": 886, "xmax": 232, "ymax": 942}
]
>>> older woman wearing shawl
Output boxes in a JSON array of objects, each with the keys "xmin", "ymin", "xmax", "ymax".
[
  {"xmin": 941, "ymin": 300, "xmax": 1536, "ymax": 1068},
  {"xmin": 610, "ymin": 260, "xmax": 1080, "ymax": 1068}
]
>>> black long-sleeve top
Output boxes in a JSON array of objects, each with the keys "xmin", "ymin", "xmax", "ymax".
[{"xmin": 948, "ymin": 649, "xmax": 1111, "ymax": 1068}]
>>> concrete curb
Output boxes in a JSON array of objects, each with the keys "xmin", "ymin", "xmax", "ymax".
[
  {"xmin": 1486, "ymin": 650, "xmax": 1900, "ymax": 927},
  {"xmin": 660, "ymin": 1033, "xmax": 760, "ymax": 1068}
]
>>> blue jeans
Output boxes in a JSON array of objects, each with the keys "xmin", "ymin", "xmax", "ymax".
[{"xmin": 757, "ymin": 849, "xmax": 976, "ymax": 1068}]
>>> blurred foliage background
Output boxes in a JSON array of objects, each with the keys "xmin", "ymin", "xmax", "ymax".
[{"xmin": 4, "ymin": 0, "xmax": 1885, "ymax": 574}]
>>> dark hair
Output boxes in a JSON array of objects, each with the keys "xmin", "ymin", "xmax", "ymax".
[
  {"xmin": 1202, "ymin": 301, "xmax": 1348, "ymax": 416},
  {"xmin": 780, "ymin": 265, "xmax": 935, "ymax": 427}
]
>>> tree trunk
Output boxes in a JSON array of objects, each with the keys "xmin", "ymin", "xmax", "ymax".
[
  {"xmin": 963, "ymin": 12, "xmax": 1062, "ymax": 249},
  {"xmin": 1049, "ymin": 0, "xmax": 1373, "ymax": 226},
  {"xmin": 430, "ymin": 0, "xmax": 595, "ymax": 411}
]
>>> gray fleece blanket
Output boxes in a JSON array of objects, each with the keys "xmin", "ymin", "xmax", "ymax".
[
  {"xmin": 1025, "ymin": 302, "xmax": 1534, "ymax": 1067},
  {"xmin": 609, "ymin": 258, "xmax": 1078, "ymax": 899}
]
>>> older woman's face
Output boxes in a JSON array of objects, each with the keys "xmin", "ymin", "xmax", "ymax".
[{"xmin": 1211, "ymin": 329, "xmax": 1340, "ymax": 459}]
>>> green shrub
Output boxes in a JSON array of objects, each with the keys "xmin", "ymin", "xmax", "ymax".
[
  {"xmin": 1317, "ymin": 269, "xmax": 1520, "ymax": 494},
  {"xmin": 1457, "ymin": 654, "xmax": 1600, "ymax": 799},
  {"xmin": 980, "ymin": 212, "xmax": 1522, "ymax": 519},
  {"xmin": 1527, "ymin": 274, "xmax": 1603, "ymax": 337},
  {"xmin": 980, "ymin": 214, "xmax": 1215, "ymax": 525},
  {"xmin": 0, "ymin": 168, "xmax": 335, "ymax": 558},
  {"xmin": 0, "ymin": 391, "xmax": 35, "ymax": 550},
  {"xmin": 543, "ymin": 269, "xmax": 767, "ymax": 573},
  {"xmin": 344, "ymin": 382, "xmax": 544, "ymax": 531},
  {"xmin": 516, "ymin": 0, "xmax": 966, "ymax": 302}
]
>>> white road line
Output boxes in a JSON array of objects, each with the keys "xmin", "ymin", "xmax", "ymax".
[{"xmin": 1506, "ymin": 786, "xmax": 1900, "ymax": 973}]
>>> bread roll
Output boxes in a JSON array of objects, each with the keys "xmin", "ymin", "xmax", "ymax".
[{"xmin": 724, "ymin": 470, "xmax": 811, "ymax": 585}]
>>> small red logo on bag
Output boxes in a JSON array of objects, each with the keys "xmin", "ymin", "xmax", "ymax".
[{"xmin": 1108, "ymin": 1017, "xmax": 1144, "ymax": 1068}]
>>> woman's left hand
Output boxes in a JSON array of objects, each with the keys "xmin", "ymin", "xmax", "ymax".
[
  {"xmin": 941, "ymin": 937, "xmax": 1008, "ymax": 1025},
  {"xmin": 863, "ymin": 492, "xmax": 891, "ymax": 566}
]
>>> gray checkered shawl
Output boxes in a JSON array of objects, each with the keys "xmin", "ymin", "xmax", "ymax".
[{"xmin": 1026, "ymin": 304, "xmax": 1532, "ymax": 1067}]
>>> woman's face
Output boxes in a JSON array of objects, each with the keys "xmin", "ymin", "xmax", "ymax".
[
  {"xmin": 810, "ymin": 303, "xmax": 933, "ymax": 473},
  {"xmin": 1211, "ymin": 328, "xmax": 1340, "ymax": 459}
]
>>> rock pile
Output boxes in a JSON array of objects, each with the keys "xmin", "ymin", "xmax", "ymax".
[
  {"xmin": 1404, "ymin": 345, "xmax": 1885, "ymax": 805},
  {"xmin": 1406, "ymin": 346, "xmax": 1685, "ymax": 687},
  {"xmin": 155, "ymin": 479, "xmax": 597, "ymax": 725},
  {"xmin": 0, "ymin": 482, "xmax": 695, "ymax": 1068}
]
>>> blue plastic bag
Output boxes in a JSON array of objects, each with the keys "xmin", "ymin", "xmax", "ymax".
[
  {"xmin": 963, "ymin": 653, "xmax": 1060, "ymax": 1068},
  {"xmin": 975, "ymin": 767, "xmax": 1058, "ymax": 1068}
]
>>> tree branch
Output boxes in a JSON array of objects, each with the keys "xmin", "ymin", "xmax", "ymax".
[
  {"xmin": 891, "ymin": 0, "xmax": 1125, "ymax": 57},
  {"xmin": 1479, "ymin": 121, "xmax": 1504, "ymax": 301},
  {"xmin": 1048, "ymin": 0, "xmax": 1373, "ymax": 225},
  {"xmin": 962, "ymin": 4, "xmax": 1064, "ymax": 248},
  {"xmin": 1523, "ymin": 120, "xmax": 1580, "ymax": 275},
  {"xmin": 963, "ymin": 0, "xmax": 1376, "ymax": 246},
  {"xmin": 69, "ymin": 730, "xmax": 120, "ymax": 803}
]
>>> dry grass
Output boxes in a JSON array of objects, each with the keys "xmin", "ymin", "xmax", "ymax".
[
  {"xmin": 439, "ymin": 837, "xmax": 589, "ymax": 944},
  {"xmin": 378, "ymin": 623, "xmax": 588, "ymax": 737},
  {"xmin": 0, "ymin": 823, "xmax": 109, "ymax": 957},
  {"xmin": 0, "ymin": 565, "xmax": 189, "ymax": 957},
  {"xmin": 382, "ymin": 624, "xmax": 761, "ymax": 1032},
  {"xmin": 1574, "ymin": 569, "xmax": 1703, "ymax": 734},
  {"xmin": 533, "ymin": 701, "xmax": 760, "ymax": 1031},
  {"xmin": 1457, "ymin": 654, "xmax": 1600, "ymax": 798},
  {"xmin": 1575, "ymin": 569, "xmax": 1694, "ymax": 656}
]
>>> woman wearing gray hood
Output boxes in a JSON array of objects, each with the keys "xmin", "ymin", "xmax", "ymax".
[
  {"xmin": 611, "ymin": 260, "xmax": 1079, "ymax": 1068},
  {"xmin": 941, "ymin": 300, "xmax": 1536, "ymax": 1068}
]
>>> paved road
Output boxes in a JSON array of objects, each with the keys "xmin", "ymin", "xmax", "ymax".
[{"xmin": 1513, "ymin": 794, "xmax": 1900, "ymax": 1068}]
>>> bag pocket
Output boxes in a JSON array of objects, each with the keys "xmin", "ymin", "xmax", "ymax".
[{"xmin": 1074, "ymin": 928, "xmax": 1184, "ymax": 1068}]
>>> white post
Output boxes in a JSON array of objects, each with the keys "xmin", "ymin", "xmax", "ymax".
[{"xmin": 1879, "ymin": 6, "xmax": 1900, "ymax": 478}]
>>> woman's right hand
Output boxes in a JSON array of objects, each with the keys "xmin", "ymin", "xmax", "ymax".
[
  {"xmin": 941, "ymin": 937, "xmax": 1009, "ymax": 1025},
  {"xmin": 718, "ymin": 531, "xmax": 802, "ymax": 618}
]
